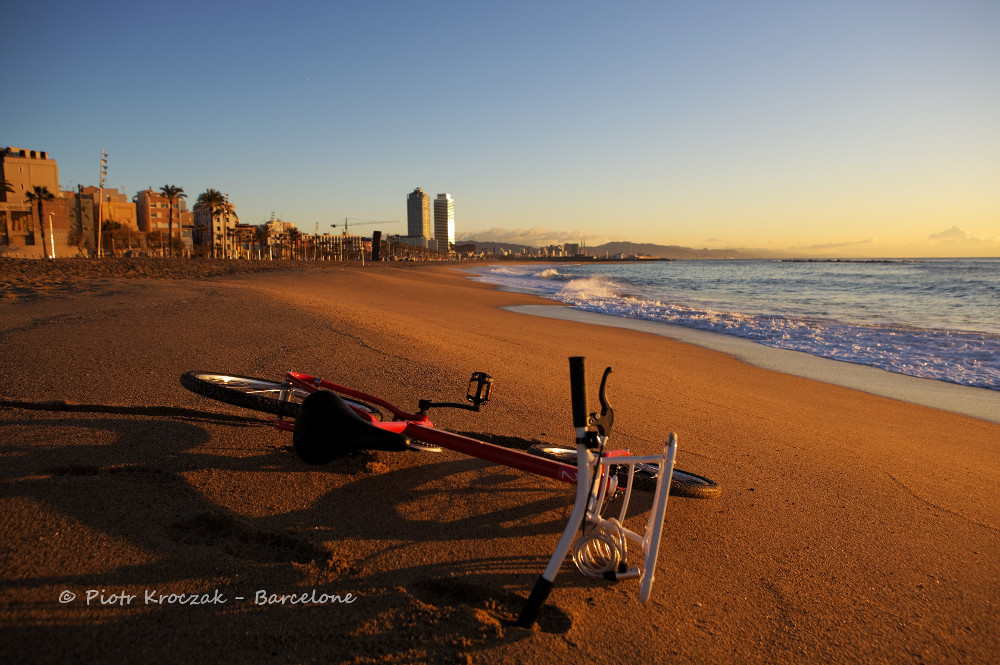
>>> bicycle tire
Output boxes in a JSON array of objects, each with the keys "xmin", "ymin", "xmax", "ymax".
[
  {"xmin": 180, "ymin": 372, "xmax": 383, "ymax": 421},
  {"xmin": 526, "ymin": 444, "xmax": 721, "ymax": 500}
]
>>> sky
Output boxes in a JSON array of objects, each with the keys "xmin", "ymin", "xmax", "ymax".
[{"xmin": 4, "ymin": 0, "xmax": 998, "ymax": 257}]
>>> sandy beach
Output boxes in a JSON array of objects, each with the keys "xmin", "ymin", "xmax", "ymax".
[{"xmin": 2, "ymin": 259, "xmax": 998, "ymax": 664}]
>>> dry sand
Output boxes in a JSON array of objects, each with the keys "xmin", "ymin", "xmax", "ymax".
[{"xmin": 1, "ymin": 259, "xmax": 998, "ymax": 664}]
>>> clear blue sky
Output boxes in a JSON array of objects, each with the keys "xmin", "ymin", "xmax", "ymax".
[{"xmin": 4, "ymin": 0, "xmax": 998, "ymax": 256}]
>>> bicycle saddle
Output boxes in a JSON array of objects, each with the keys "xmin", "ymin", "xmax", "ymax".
[{"xmin": 293, "ymin": 390, "xmax": 411, "ymax": 464}]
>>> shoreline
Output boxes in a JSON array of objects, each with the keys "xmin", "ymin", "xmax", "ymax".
[
  {"xmin": 503, "ymin": 304, "xmax": 1000, "ymax": 424},
  {"xmin": 459, "ymin": 260, "xmax": 999, "ymax": 423}
]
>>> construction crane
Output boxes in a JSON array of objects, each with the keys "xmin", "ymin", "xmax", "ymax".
[{"xmin": 330, "ymin": 218, "xmax": 399, "ymax": 235}]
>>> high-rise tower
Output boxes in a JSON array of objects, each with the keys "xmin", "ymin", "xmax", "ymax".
[
  {"xmin": 406, "ymin": 187, "xmax": 431, "ymax": 238},
  {"xmin": 433, "ymin": 193, "xmax": 454, "ymax": 247}
]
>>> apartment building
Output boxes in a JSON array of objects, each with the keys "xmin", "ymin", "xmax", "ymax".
[
  {"xmin": 77, "ymin": 186, "xmax": 137, "ymax": 230},
  {"xmin": 135, "ymin": 188, "xmax": 193, "ymax": 250},
  {"xmin": 193, "ymin": 200, "xmax": 238, "ymax": 257},
  {"xmin": 1, "ymin": 147, "xmax": 60, "ymax": 252},
  {"xmin": 1, "ymin": 146, "xmax": 59, "ymax": 200}
]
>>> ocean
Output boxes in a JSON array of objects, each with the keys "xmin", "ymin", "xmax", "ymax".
[{"xmin": 469, "ymin": 258, "xmax": 1000, "ymax": 392}]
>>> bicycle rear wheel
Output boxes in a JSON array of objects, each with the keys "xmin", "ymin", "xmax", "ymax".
[
  {"xmin": 526, "ymin": 444, "xmax": 721, "ymax": 499},
  {"xmin": 180, "ymin": 372, "xmax": 383, "ymax": 420}
]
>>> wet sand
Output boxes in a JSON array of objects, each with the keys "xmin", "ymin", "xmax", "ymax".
[{"xmin": 1, "ymin": 260, "xmax": 998, "ymax": 663}]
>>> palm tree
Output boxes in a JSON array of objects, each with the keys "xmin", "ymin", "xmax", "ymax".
[
  {"xmin": 194, "ymin": 189, "xmax": 225, "ymax": 257},
  {"xmin": 159, "ymin": 185, "xmax": 186, "ymax": 258},
  {"xmin": 254, "ymin": 224, "xmax": 269, "ymax": 259},
  {"xmin": 101, "ymin": 220, "xmax": 123, "ymax": 257},
  {"xmin": 25, "ymin": 185, "xmax": 55, "ymax": 259},
  {"xmin": 287, "ymin": 227, "xmax": 301, "ymax": 259}
]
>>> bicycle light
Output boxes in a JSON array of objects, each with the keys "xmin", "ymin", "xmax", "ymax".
[{"xmin": 467, "ymin": 372, "xmax": 493, "ymax": 407}]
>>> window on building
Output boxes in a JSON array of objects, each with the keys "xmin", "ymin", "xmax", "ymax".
[{"xmin": 11, "ymin": 211, "xmax": 31, "ymax": 232}]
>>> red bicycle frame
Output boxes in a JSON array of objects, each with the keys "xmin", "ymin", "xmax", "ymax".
[{"xmin": 279, "ymin": 371, "xmax": 590, "ymax": 485}]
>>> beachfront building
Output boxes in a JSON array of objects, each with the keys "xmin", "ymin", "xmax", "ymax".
[
  {"xmin": 0, "ymin": 145, "xmax": 139, "ymax": 257},
  {"xmin": 231, "ymin": 223, "xmax": 259, "ymax": 258},
  {"xmin": 315, "ymin": 233, "xmax": 367, "ymax": 261},
  {"xmin": 264, "ymin": 218, "xmax": 295, "ymax": 238},
  {"xmin": 339, "ymin": 234, "xmax": 368, "ymax": 261},
  {"xmin": 253, "ymin": 220, "xmax": 363, "ymax": 261},
  {"xmin": 1, "ymin": 147, "xmax": 59, "ymax": 200},
  {"xmin": 54, "ymin": 186, "xmax": 137, "ymax": 258},
  {"xmin": 61, "ymin": 186, "xmax": 96, "ymax": 254},
  {"xmin": 312, "ymin": 232, "xmax": 339, "ymax": 259},
  {"xmin": 193, "ymin": 194, "xmax": 238, "ymax": 258},
  {"xmin": 81, "ymin": 186, "xmax": 137, "ymax": 231},
  {"xmin": 135, "ymin": 188, "xmax": 193, "ymax": 253},
  {"xmin": 433, "ymin": 193, "xmax": 455, "ymax": 250},
  {"xmin": 407, "ymin": 187, "xmax": 431, "ymax": 238},
  {"xmin": 82, "ymin": 186, "xmax": 138, "ymax": 256},
  {"xmin": 386, "ymin": 234, "xmax": 441, "ymax": 259},
  {"xmin": 1, "ymin": 147, "xmax": 60, "ymax": 254},
  {"xmin": 261, "ymin": 218, "xmax": 295, "ymax": 259},
  {"xmin": 0, "ymin": 144, "xmax": 142, "ymax": 258}
]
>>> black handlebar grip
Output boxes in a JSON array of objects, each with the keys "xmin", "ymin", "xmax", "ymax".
[
  {"xmin": 569, "ymin": 356, "xmax": 589, "ymax": 430},
  {"xmin": 516, "ymin": 576, "xmax": 554, "ymax": 628}
]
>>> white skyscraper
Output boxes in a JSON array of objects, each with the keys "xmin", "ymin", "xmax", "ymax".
[{"xmin": 433, "ymin": 193, "xmax": 454, "ymax": 247}]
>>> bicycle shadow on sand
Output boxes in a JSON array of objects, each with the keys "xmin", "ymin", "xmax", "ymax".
[
  {"xmin": 0, "ymin": 409, "xmax": 316, "ymax": 585},
  {"xmin": 0, "ymin": 405, "xmax": 606, "ymax": 661}
]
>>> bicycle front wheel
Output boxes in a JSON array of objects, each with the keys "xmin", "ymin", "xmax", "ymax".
[
  {"xmin": 525, "ymin": 444, "xmax": 721, "ymax": 499},
  {"xmin": 180, "ymin": 372, "xmax": 383, "ymax": 420}
]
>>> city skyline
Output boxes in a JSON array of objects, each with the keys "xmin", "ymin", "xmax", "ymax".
[{"xmin": 4, "ymin": 1, "xmax": 998, "ymax": 258}]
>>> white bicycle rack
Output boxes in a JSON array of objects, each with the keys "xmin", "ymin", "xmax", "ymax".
[
  {"xmin": 517, "ymin": 358, "xmax": 678, "ymax": 627},
  {"xmin": 570, "ymin": 435, "xmax": 677, "ymax": 601}
]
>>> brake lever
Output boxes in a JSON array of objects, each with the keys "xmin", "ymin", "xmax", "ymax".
[{"xmin": 588, "ymin": 367, "xmax": 614, "ymax": 437}]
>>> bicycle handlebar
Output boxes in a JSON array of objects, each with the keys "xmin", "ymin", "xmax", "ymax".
[{"xmin": 569, "ymin": 356, "xmax": 589, "ymax": 431}]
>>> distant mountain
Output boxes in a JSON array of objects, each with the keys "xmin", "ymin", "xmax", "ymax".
[
  {"xmin": 590, "ymin": 242, "xmax": 751, "ymax": 259},
  {"xmin": 456, "ymin": 239, "xmax": 789, "ymax": 259}
]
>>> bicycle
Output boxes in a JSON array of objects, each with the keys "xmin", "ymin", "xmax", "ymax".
[{"xmin": 180, "ymin": 357, "xmax": 720, "ymax": 626}]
